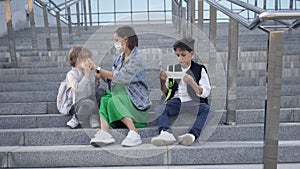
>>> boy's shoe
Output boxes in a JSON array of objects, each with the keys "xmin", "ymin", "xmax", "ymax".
[
  {"xmin": 121, "ymin": 130, "xmax": 142, "ymax": 147},
  {"xmin": 90, "ymin": 130, "xmax": 115, "ymax": 147},
  {"xmin": 178, "ymin": 133, "xmax": 195, "ymax": 146},
  {"xmin": 66, "ymin": 115, "xmax": 79, "ymax": 129},
  {"xmin": 151, "ymin": 130, "xmax": 176, "ymax": 146}
]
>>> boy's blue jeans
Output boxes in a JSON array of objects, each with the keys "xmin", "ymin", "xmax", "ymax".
[{"xmin": 154, "ymin": 97, "xmax": 211, "ymax": 139}]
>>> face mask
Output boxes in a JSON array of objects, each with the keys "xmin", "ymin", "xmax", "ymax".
[{"xmin": 114, "ymin": 41, "xmax": 125, "ymax": 53}]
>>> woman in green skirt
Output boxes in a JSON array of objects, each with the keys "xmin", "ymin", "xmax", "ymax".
[{"xmin": 90, "ymin": 26, "xmax": 151, "ymax": 147}]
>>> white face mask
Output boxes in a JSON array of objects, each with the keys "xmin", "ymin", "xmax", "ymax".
[{"xmin": 114, "ymin": 41, "xmax": 125, "ymax": 53}]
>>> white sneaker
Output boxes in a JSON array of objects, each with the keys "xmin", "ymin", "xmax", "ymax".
[
  {"xmin": 178, "ymin": 133, "xmax": 195, "ymax": 146},
  {"xmin": 121, "ymin": 130, "xmax": 142, "ymax": 147},
  {"xmin": 151, "ymin": 130, "xmax": 176, "ymax": 146},
  {"xmin": 66, "ymin": 115, "xmax": 79, "ymax": 129},
  {"xmin": 90, "ymin": 130, "xmax": 115, "ymax": 147}
]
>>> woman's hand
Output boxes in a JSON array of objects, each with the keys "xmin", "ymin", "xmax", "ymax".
[
  {"xmin": 87, "ymin": 58, "xmax": 98, "ymax": 71},
  {"xmin": 95, "ymin": 71, "xmax": 101, "ymax": 82}
]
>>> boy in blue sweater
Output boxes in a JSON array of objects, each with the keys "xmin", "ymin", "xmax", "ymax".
[{"xmin": 151, "ymin": 37, "xmax": 212, "ymax": 146}]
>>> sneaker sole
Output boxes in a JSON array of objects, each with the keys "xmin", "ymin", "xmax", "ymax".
[
  {"xmin": 66, "ymin": 124, "xmax": 81, "ymax": 129},
  {"xmin": 90, "ymin": 141, "xmax": 115, "ymax": 147},
  {"xmin": 151, "ymin": 139, "xmax": 176, "ymax": 146},
  {"xmin": 121, "ymin": 140, "xmax": 142, "ymax": 147}
]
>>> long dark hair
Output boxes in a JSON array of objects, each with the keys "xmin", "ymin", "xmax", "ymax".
[{"xmin": 115, "ymin": 26, "xmax": 138, "ymax": 50}]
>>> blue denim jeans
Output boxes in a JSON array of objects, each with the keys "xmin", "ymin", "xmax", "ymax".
[{"xmin": 154, "ymin": 97, "xmax": 211, "ymax": 139}]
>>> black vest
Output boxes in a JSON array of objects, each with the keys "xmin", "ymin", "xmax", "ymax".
[{"xmin": 165, "ymin": 61, "xmax": 209, "ymax": 104}]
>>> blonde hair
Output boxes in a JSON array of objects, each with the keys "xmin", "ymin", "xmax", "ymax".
[{"xmin": 68, "ymin": 45, "xmax": 92, "ymax": 67}]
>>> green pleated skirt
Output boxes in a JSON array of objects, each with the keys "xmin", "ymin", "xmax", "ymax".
[{"xmin": 99, "ymin": 84, "xmax": 148, "ymax": 128}]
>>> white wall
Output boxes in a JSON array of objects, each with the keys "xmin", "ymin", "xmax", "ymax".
[{"xmin": 0, "ymin": 0, "xmax": 59, "ymax": 37}]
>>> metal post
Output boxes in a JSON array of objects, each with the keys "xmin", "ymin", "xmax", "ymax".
[
  {"xmin": 209, "ymin": 5, "xmax": 217, "ymax": 47},
  {"xmin": 254, "ymin": 0, "xmax": 258, "ymax": 18},
  {"xmin": 88, "ymin": 0, "xmax": 92, "ymax": 26},
  {"xmin": 83, "ymin": 0, "xmax": 88, "ymax": 30},
  {"xmin": 28, "ymin": 0, "xmax": 38, "ymax": 51},
  {"xmin": 42, "ymin": 3, "xmax": 51, "ymax": 51},
  {"xmin": 263, "ymin": 31, "xmax": 284, "ymax": 169},
  {"xmin": 189, "ymin": 0, "xmax": 195, "ymax": 37},
  {"xmin": 76, "ymin": 2, "xmax": 81, "ymax": 36},
  {"xmin": 172, "ymin": 0, "xmax": 175, "ymax": 25},
  {"xmin": 56, "ymin": 11, "xmax": 63, "ymax": 49},
  {"xmin": 290, "ymin": 0, "xmax": 293, "ymax": 9},
  {"xmin": 275, "ymin": 0, "xmax": 278, "ymax": 10},
  {"xmin": 3, "ymin": 0, "xmax": 17, "ymax": 67},
  {"xmin": 177, "ymin": 1, "xmax": 182, "ymax": 34},
  {"xmin": 182, "ymin": 7, "xmax": 187, "ymax": 38},
  {"xmin": 198, "ymin": 0, "xmax": 204, "ymax": 31},
  {"xmin": 226, "ymin": 18, "xmax": 238, "ymax": 125},
  {"xmin": 67, "ymin": 7, "xmax": 73, "ymax": 44},
  {"xmin": 187, "ymin": 0, "xmax": 191, "ymax": 37},
  {"xmin": 263, "ymin": 0, "xmax": 267, "ymax": 9}
]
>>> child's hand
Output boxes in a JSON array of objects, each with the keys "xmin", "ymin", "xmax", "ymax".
[
  {"xmin": 183, "ymin": 74, "xmax": 194, "ymax": 85},
  {"xmin": 83, "ymin": 60, "xmax": 91, "ymax": 77},
  {"xmin": 160, "ymin": 71, "xmax": 167, "ymax": 83},
  {"xmin": 183, "ymin": 74, "xmax": 203, "ymax": 95}
]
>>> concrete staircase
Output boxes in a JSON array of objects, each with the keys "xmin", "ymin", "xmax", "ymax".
[{"xmin": 0, "ymin": 23, "xmax": 300, "ymax": 168}]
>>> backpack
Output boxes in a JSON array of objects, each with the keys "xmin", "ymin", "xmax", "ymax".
[{"xmin": 56, "ymin": 79, "xmax": 74, "ymax": 115}]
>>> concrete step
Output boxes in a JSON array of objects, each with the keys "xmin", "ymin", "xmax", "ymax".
[
  {"xmin": 212, "ymin": 85, "xmax": 300, "ymax": 98},
  {"xmin": 0, "ymin": 91, "xmax": 57, "ymax": 103},
  {"xmin": 0, "ymin": 82, "xmax": 59, "ymax": 92},
  {"xmin": 0, "ymin": 73, "xmax": 65, "ymax": 83},
  {"xmin": 21, "ymin": 163, "xmax": 300, "ymax": 169},
  {"xmin": 1, "ymin": 123, "xmax": 300, "ymax": 146},
  {"xmin": 0, "ymin": 102, "xmax": 55, "ymax": 115},
  {"xmin": 1, "ymin": 70, "xmax": 299, "ymax": 85},
  {"xmin": 0, "ymin": 141, "xmax": 299, "ymax": 168},
  {"xmin": 0, "ymin": 88, "xmax": 299, "ymax": 108},
  {"xmin": 16, "ymin": 61, "xmax": 69, "ymax": 68},
  {"xmin": 17, "ymin": 55, "xmax": 68, "ymax": 63},
  {"xmin": 1, "ymin": 108, "xmax": 300, "ymax": 128},
  {"xmin": 0, "ymin": 67, "xmax": 69, "ymax": 75}
]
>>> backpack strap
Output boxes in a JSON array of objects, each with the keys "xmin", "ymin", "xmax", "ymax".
[
  {"xmin": 165, "ymin": 65, "xmax": 175, "ymax": 101},
  {"xmin": 164, "ymin": 64, "xmax": 181, "ymax": 101}
]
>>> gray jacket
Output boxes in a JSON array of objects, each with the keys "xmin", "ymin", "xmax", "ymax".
[
  {"xmin": 111, "ymin": 47, "xmax": 152, "ymax": 110},
  {"xmin": 66, "ymin": 67, "xmax": 96, "ymax": 103}
]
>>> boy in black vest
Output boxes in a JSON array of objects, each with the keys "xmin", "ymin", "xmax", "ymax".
[{"xmin": 151, "ymin": 37, "xmax": 212, "ymax": 146}]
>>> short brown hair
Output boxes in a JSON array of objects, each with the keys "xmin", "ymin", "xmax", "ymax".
[
  {"xmin": 68, "ymin": 45, "xmax": 92, "ymax": 67},
  {"xmin": 115, "ymin": 26, "xmax": 138, "ymax": 50}
]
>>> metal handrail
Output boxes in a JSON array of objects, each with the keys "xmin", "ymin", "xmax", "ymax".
[
  {"xmin": 205, "ymin": 0, "xmax": 300, "ymax": 30},
  {"xmin": 173, "ymin": 0, "xmax": 183, "ymax": 8},
  {"xmin": 205, "ymin": 0, "xmax": 260, "ymax": 30},
  {"xmin": 34, "ymin": 0, "xmax": 46, "ymax": 6},
  {"xmin": 259, "ymin": 11, "xmax": 300, "ymax": 21},
  {"xmin": 49, "ymin": 0, "xmax": 61, "ymax": 11},
  {"xmin": 49, "ymin": 0, "xmax": 82, "ymax": 12},
  {"xmin": 227, "ymin": 0, "xmax": 265, "ymax": 14}
]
